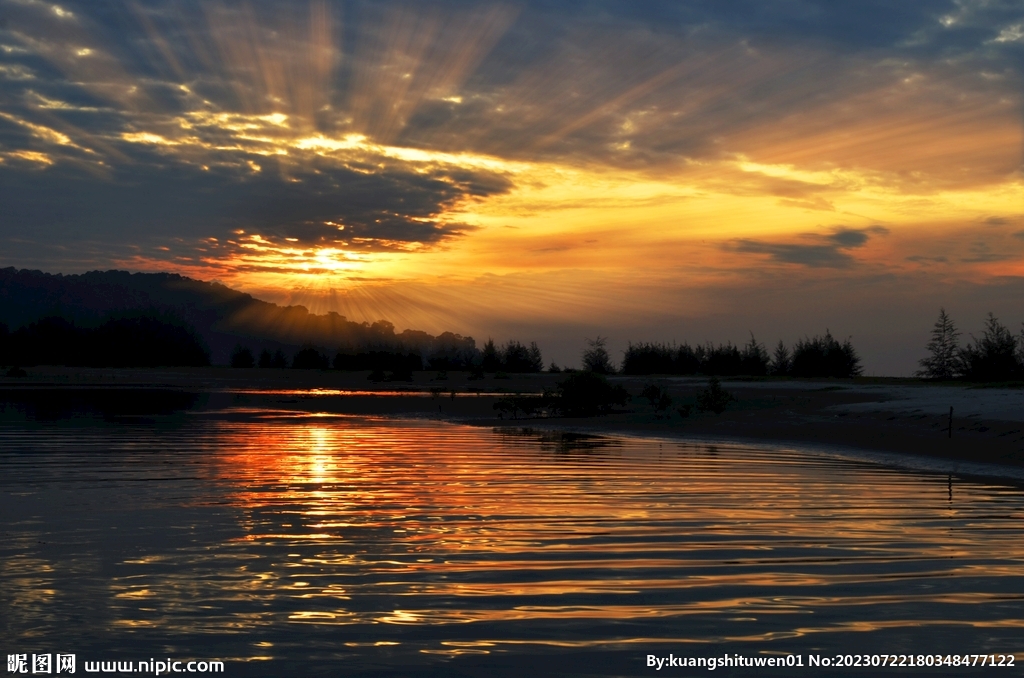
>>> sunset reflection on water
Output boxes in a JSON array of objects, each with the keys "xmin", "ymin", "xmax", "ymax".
[{"xmin": 2, "ymin": 412, "xmax": 1024, "ymax": 675}]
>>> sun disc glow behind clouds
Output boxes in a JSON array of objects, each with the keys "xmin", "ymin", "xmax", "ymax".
[{"xmin": 2, "ymin": 0, "xmax": 1024, "ymax": 374}]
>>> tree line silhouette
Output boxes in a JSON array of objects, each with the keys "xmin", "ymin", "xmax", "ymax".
[
  {"xmin": 12, "ymin": 307, "xmax": 1019, "ymax": 384},
  {"xmin": 229, "ymin": 336, "xmax": 545, "ymax": 380},
  {"xmin": 0, "ymin": 315, "xmax": 210, "ymax": 368},
  {"xmin": 917, "ymin": 309, "xmax": 1024, "ymax": 382},
  {"xmin": 0, "ymin": 268, "xmax": 484, "ymax": 365},
  {"xmin": 621, "ymin": 331, "xmax": 862, "ymax": 378}
]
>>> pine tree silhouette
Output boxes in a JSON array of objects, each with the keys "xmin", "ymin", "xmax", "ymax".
[{"xmin": 915, "ymin": 308, "xmax": 960, "ymax": 379}]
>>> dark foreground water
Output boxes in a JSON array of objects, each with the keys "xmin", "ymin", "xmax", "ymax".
[{"xmin": 2, "ymin": 395, "xmax": 1024, "ymax": 676}]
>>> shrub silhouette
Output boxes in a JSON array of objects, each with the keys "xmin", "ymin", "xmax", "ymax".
[
  {"xmin": 493, "ymin": 394, "xmax": 551, "ymax": 419},
  {"xmin": 270, "ymin": 349, "xmax": 289, "ymax": 368},
  {"xmin": 695, "ymin": 377, "xmax": 734, "ymax": 414},
  {"xmin": 640, "ymin": 383, "xmax": 673, "ymax": 414},
  {"xmin": 916, "ymin": 308, "xmax": 961, "ymax": 380},
  {"xmin": 293, "ymin": 346, "xmax": 329, "ymax": 370},
  {"xmin": 582, "ymin": 336, "xmax": 615, "ymax": 374},
  {"xmin": 231, "ymin": 344, "xmax": 255, "ymax": 368},
  {"xmin": 552, "ymin": 371, "xmax": 629, "ymax": 416},
  {"xmin": 258, "ymin": 349, "xmax": 273, "ymax": 368},
  {"xmin": 389, "ymin": 366, "xmax": 414, "ymax": 381},
  {"xmin": 960, "ymin": 313, "xmax": 1020, "ymax": 381},
  {"xmin": 790, "ymin": 331, "xmax": 862, "ymax": 378}
]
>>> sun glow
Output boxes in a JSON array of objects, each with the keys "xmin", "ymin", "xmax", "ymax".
[{"xmin": 5, "ymin": 0, "xmax": 1024, "ymax": 353}]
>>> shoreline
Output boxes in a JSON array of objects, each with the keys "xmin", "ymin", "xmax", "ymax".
[{"xmin": 3, "ymin": 366, "xmax": 1024, "ymax": 476}]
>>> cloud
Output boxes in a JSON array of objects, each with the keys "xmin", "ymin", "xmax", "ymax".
[
  {"xmin": 960, "ymin": 240, "xmax": 1017, "ymax": 262},
  {"xmin": 777, "ymin": 196, "xmax": 836, "ymax": 211},
  {"xmin": 0, "ymin": 152, "xmax": 511, "ymax": 252},
  {"xmin": 725, "ymin": 226, "xmax": 888, "ymax": 268}
]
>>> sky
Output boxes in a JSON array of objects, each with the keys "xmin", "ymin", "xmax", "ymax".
[{"xmin": 1, "ymin": 0, "xmax": 1023, "ymax": 374}]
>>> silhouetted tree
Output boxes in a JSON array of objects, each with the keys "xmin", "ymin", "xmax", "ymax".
[
  {"xmin": 582, "ymin": 336, "xmax": 615, "ymax": 373},
  {"xmin": 790, "ymin": 331, "xmax": 862, "ymax": 378},
  {"xmin": 960, "ymin": 313, "xmax": 1020, "ymax": 381},
  {"xmin": 424, "ymin": 331, "xmax": 478, "ymax": 370},
  {"xmin": 292, "ymin": 346, "xmax": 329, "ymax": 369},
  {"xmin": 231, "ymin": 344, "xmax": 255, "ymax": 368},
  {"xmin": 6, "ymin": 315, "xmax": 208, "ymax": 367},
  {"xmin": 270, "ymin": 349, "xmax": 288, "ymax": 368},
  {"xmin": 622, "ymin": 342, "xmax": 675, "ymax": 374},
  {"xmin": 771, "ymin": 340, "xmax": 791, "ymax": 376},
  {"xmin": 528, "ymin": 342, "xmax": 543, "ymax": 372},
  {"xmin": 258, "ymin": 349, "xmax": 273, "ymax": 368},
  {"xmin": 739, "ymin": 333, "xmax": 770, "ymax": 376},
  {"xmin": 548, "ymin": 362, "xmax": 562, "ymax": 373},
  {"xmin": 0, "ymin": 321, "xmax": 9, "ymax": 366},
  {"xmin": 500, "ymin": 340, "xmax": 543, "ymax": 372},
  {"xmin": 8, "ymin": 317, "xmax": 79, "ymax": 366},
  {"xmin": 674, "ymin": 344, "xmax": 701, "ymax": 374},
  {"xmin": 91, "ymin": 317, "xmax": 210, "ymax": 367},
  {"xmin": 916, "ymin": 308, "xmax": 961, "ymax": 380},
  {"xmin": 1017, "ymin": 324, "xmax": 1024, "ymax": 368},
  {"xmin": 701, "ymin": 342, "xmax": 742, "ymax": 376},
  {"xmin": 481, "ymin": 339, "xmax": 501, "ymax": 372}
]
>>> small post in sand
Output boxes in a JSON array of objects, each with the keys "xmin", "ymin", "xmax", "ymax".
[{"xmin": 948, "ymin": 406, "xmax": 953, "ymax": 439}]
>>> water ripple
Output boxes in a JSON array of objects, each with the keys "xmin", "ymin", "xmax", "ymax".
[{"xmin": 2, "ymin": 415, "xmax": 1024, "ymax": 675}]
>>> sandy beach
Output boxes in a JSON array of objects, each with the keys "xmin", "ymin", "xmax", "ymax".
[{"xmin": 4, "ymin": 366, "xmax": 1023, "ymax": 473}]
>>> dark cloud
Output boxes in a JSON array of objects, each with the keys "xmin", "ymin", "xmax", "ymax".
[
  {"xmin": 0, "ymin": 153, "xmax": 511, "ymax": 251},
  {"xmin": 729, "ymin": 240, "xmax": 856, "ymax": 267},
  {"xmin": 960, "ymin": 240, "xmax": 1017, "ymax": 263},
  {"xmin": 725, "ymin": 226, "xmax": 887, "ymax": 268},
  {"xmin": 828, "ymin": 229, "xmax": 869, "ymax": 247}
]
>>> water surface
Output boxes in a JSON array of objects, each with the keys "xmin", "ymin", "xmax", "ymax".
[{"xmin": 2, "ymin": 399, "xmax": 1023, "ymax": 676}]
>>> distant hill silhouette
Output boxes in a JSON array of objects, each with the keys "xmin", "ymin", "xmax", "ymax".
[{"xmin": 0, "ymin": 268, "xmax": 478, "ymax": 366}]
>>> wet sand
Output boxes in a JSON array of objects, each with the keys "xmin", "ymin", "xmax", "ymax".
[{"xmin": 4, "ymin": 366, "xmax": 1024, "ymax": 471}]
